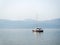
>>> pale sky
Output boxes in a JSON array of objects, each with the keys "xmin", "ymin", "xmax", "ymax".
[{"xmin": 0, "ymin": 0, "xmax": 60, "ymax": 21}]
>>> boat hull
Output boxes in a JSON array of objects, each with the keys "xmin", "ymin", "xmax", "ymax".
[{"xmin": 32, "ymin": 30, "xmax": 43, "ymax": 32}]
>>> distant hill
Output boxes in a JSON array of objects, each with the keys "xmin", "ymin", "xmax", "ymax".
[{"xmin": 0, "ymin": 18, "xmax": 60, "ymax": 29}]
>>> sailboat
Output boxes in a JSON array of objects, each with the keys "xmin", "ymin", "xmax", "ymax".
[
  {"xmin": 32, "ymin": 14, "xmax": 43, "ymax": 32},
  {"xmin": 32, "ymin": 28, "xmax": 43, "ymax": 32}
]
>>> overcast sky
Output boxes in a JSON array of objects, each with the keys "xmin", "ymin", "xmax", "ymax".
[{"xmin": 0, "ymin": 0, "xmax": 60, "ymax": 21}]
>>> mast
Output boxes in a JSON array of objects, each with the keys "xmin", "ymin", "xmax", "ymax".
[{"xmin": 36, "ymin": 14, "xmax": 39, "ymax": 28}]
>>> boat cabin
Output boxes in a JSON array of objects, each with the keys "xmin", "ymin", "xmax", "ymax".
[{"xmin": 36, "ymin": 28, "xmax": 42, "ymax": 30}]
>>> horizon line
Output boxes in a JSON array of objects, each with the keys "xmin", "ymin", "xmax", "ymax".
[{"xmin": 0, "ymin": 18, "xmax": 60, "ymax": 21}]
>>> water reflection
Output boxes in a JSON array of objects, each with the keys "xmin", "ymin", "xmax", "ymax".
[
  {"xmin": 32, "ymin": 32, "xmax": 44, "ymax": 45},
  {"xmin": 0, "ymin": 29, "xmax": 60, "ymax": 45},
  {"xmin": 33, "ymin": 32, "xmax": 43, "ymax": 37}
]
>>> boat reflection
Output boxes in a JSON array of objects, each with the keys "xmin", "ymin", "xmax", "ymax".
[
  {"xmin": 32, "ymin": 32, "xmax": 43, "ymax": 38},
  {"xmin": 32, "ymin": 32, "xmax": 44, "ymax": 45}
]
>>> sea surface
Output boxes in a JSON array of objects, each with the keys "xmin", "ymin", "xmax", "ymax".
[{"xmin": 0, "ymin": 29, "xmax": 60, "ymax": 45}]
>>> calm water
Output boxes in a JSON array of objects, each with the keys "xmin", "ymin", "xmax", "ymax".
[{"xmin": 0, "ymin": 29, "xmax": 60, "ymax": 45}]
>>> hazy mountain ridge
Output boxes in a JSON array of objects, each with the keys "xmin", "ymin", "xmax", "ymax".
[{"xmin": 0, "ymin": 18, "xmax": 60, "ymax": 29}]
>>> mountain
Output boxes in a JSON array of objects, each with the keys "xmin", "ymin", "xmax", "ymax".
[{"xmin": 0, "ymin": 18, "xmax": 60, "ymax": 29}]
